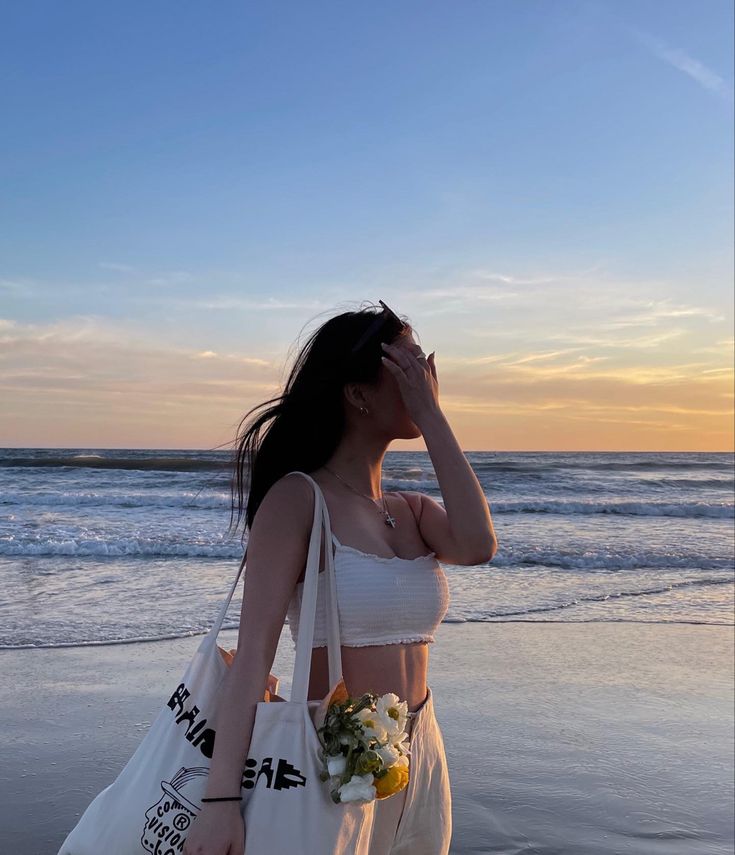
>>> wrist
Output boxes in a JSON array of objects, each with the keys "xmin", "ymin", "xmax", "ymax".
[
  {"xmin": 201, "ymin": 800, "xmax": 242, "ymax": 811},
  {"xmin": 416, "ymin": 405, "xmax": 446, "ymax": 433}
]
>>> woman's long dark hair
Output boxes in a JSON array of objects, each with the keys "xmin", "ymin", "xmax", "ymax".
[{"xmin": 227, "ymin": 302, "xmax": 411, "ymax": 543}]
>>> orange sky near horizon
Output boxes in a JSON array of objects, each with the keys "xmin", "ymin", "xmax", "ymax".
[{"xmin": 1, "ymin": 296, "xmax": 732, "ymax": 452}]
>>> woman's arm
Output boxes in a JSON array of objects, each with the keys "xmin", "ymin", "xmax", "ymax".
[
  {"xmin": 203, "ymin": 473, "xmax": 314, "ymax": 800},
  {"xmin": 416, "ymin": 408, "xmax": 497, "ymax": 565},
  {"xmin": 379, "ymin": 341, "xmax": 496, "ymax": 566}
]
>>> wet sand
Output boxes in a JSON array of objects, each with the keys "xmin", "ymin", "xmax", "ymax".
[{"xmin": 2, "ymin": 621, "xmax": 733, "ymax": 854}]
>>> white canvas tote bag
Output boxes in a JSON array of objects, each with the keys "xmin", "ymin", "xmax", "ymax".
[{"xmin": 57, "ymin": 470, "xmax": 374, "ymax": 855}]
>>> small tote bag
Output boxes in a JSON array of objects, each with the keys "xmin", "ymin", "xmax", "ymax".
[{"xmin": 57, "ymin": 470, "xmax": 375, "ymax": 855}]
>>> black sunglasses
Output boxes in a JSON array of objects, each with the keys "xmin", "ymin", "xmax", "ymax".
[{"xmin": 350, "ymin": 300, "xmax": 406, "ymax": 355}]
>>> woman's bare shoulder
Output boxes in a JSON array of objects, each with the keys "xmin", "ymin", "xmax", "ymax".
[
  {"xmin": 387, "ymin": 489, "xmax": 422, "ymax": 522},
  {"xmin": 263, "ymin": 471, "xmax": 316, "ymax": 516}
]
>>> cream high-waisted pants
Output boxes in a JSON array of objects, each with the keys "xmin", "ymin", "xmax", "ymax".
[{"xmin": 363, "ymin": 685, "xmax": 453, "ymax": 854}]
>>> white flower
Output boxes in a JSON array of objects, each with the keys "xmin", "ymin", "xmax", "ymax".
[
  {"xmin": 353, "ymin": 708, "xmax": 388, "ymax": 743},
  {"xmin": 375, "ymin": 733, "xmax": 411, "ymax": 768},
  {"xmin": 375, "ymin": 742, "xmax": 401, "ymax": 767},
  {"xmin": 338, "ymin": 773, "xmax": 376, "ymax": 803},
  {"xmin": 326, "ymin": 753, "xmax": 348, "ymax": 777},
  {"xmin": 375, "ymin": 693, "xmax": 408, "ymax": 736},
  {"xmin": 392, "ymin": 731, "xmax": 411, "ymax": 758}
]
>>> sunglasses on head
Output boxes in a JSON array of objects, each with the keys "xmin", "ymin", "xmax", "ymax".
[{"xmin": 350, "ymin": 300, "xmax": 406, "ymax": 355}]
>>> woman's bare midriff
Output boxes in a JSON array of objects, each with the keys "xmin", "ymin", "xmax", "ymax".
[{"xmin": 306, "ymin": 640, "xmax": 430, "ymax": 713}]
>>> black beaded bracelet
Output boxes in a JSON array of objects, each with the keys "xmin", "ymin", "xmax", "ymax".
[{"xmin": 201, "ymin": 795, "xmax": 243, "ymax": 802}]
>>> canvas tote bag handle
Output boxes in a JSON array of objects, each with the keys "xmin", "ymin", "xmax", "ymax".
[
  {"xmin": 289, "ymin": 471, "xmax": 344, "ymax": 701},
  {"xmin": 201, "ymin": 470, "xmax": 344, "ymax": 701}
]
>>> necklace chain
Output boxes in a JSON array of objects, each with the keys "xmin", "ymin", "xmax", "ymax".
[{"xmin": 322, "ymin": 465, "xmax": 397, "ymax": 528}]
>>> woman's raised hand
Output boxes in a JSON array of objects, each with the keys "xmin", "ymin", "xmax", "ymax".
[{"xmin": 380, "ymin": 340, "xmax": 440, "ymax": 426}]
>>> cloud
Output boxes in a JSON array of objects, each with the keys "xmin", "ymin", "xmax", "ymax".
[
  {"xmin": 629, "ymin": 26, "xmax": 733, "ymax": 102},
  {"xmin": 98, "ymin": 262, "xmax": 137, "ymax": 273},
  {"xmin": 0, "ymin": 278, "xmax": 36, "ymax": 296},
  {"xmin": 97, "ymin": 263, "xmax": 196, "ymax": 287},
  {"xmin": 1, "ymin": 267, "xmax": 731, "ymax": 448},
  {"xmin": 0, "ymin": 316, "xmax": 276, "ymax": 401},
  {"xmin": 145, "ymin": 270, "xmax": 195, "ymax": 287},
  {"xmin": 148, "ymin": 294, "xmax": 328, "ymax": 312},
  {"xmin": 470, "ymin": 264, "xmax": 605, "ymax": 286}
]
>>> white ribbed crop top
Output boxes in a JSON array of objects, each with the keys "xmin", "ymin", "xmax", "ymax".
[{"xmin": 286, "ymin": 532, "xmax": 451, "ymax": 648}]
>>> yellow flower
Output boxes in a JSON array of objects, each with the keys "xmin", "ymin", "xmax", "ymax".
[{"xmin": 374, "ymin": 763, "xmax": 409, "ymax": 799}]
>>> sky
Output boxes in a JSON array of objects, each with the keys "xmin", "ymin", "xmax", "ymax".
[{"xmin": 1, "ymin": 0, "xmax": 733, "ymax": 452}]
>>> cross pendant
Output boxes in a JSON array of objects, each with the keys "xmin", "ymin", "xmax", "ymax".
[{"xmin": 384, "ymin": 512, "xmax": 397, "ymax": 528}]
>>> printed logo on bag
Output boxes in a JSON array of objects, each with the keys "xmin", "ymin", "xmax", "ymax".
[
  {"xmin": 166, "ymin": 682, "xmax": 308, "ymax": 792},
  {"xmin": 242, "ymin": 756, "xmax": 307, "ymax": 790},
  {"xmin": 142, "ymin": 765, "xmax": 208, "ymax": 854},
  {"xmin": 166, "ymin": 682, "xmax": 217, "ymax": 758}
]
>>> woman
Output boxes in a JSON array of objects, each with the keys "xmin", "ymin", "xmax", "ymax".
[{"xmin": 183, "ymin": 301, "xmax": 497, "ymax": 855}]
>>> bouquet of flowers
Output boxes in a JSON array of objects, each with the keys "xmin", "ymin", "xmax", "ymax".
[{"xmin": 315, "ymin": 687, "xmax": 412, "ymax": 804}]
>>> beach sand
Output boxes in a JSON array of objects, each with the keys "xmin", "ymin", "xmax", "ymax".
[{"xmin": 3, "ymin": 621, "xmax": 733, "ymax": 855}]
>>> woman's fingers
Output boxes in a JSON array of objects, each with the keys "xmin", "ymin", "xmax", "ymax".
[
  {"xmin": 381, "ymin": 341, "xmax": 426, "ymax": 377},
  {"xmin": 381, "ymin": 340, "xmax": 409, "ymax": 369},
  {"xmin": 380, "ymin": 354, "xmax": 401, "ymax": 376}
]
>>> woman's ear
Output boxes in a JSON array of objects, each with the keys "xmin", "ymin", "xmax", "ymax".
[{"xmin": 343, "ymin": 382, "xmax": 369, "ymax": 412}]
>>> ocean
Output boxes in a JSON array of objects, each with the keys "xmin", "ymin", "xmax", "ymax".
[{"xmin": 1, "ymin": 448, "xmax": 733, "ymax": 650}]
